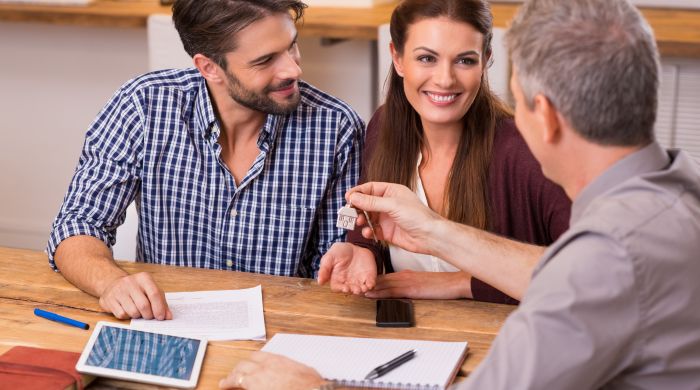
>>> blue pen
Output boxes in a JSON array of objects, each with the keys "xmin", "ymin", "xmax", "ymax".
[{"xmin": 34, "ymin": 308, "xmax": 90, "ymax": 330}]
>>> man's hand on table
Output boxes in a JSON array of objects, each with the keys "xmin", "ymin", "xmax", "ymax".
[
  {"xmin": 220, "ymin": 351, "xmax": 326, "ymax": 390},
  {"xmin": 99, "ymin": 272, "xmax": 172, "ymax": 320}
]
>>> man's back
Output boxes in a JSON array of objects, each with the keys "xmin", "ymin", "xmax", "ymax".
[
  {"xmin": 465, "ymin": 144, "xmax": 700, "ymax": 389},
  {"xmin": 582, "ymin": 147, "xmax": 700, "ymax": 389},
  {"xmin": 577, "ymin": 147, "xmax": 700, "ymax": 387}
]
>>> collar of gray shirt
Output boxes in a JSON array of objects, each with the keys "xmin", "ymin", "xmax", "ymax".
[{"xmin": 570, "ymin": 142, "xmax": 671, "ymax": 225}]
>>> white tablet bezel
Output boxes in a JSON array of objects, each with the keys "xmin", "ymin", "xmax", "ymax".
[{"xmin": 76, "ymin": 321, "xmax": 207, "ymax": 389}]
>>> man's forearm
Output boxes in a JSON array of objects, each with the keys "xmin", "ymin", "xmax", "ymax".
[
  {"xmin": 429, "ymin": 220, "xmax": 545, "ymax": 300},
  {"xmin": 54, "ymin": 235, "xmax": 128, "ymax": 298}
]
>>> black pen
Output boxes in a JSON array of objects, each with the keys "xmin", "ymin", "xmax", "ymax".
[{"xmin": 364, "ymin": 349, "xmax": 416, "ymax": 380}]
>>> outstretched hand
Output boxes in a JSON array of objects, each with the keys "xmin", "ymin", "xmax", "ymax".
[{"xmin": 318, "ymin": 243, "xmax": 377, "ymax": 294}]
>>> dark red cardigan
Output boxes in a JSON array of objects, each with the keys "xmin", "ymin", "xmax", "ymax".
[{"xmin": 348, "ymin": 110, "xmax": 571, "ymax": 305}]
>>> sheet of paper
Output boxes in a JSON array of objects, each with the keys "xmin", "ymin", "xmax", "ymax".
[{"xmin": 130, "ymin": 286, "xmax": 266, "ymax": 341}]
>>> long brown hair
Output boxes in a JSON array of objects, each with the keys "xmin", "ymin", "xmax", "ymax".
[{"xmin": 367, "ymin": 0, "xmax": 512, "ymax": 230}]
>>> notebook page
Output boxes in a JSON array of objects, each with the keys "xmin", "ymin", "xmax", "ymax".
[{"xmin": 262, "ymin": 333, "xmax": 468, "ymax": 389}]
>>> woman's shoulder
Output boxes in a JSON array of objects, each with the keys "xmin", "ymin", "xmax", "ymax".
[
  {"xmin": 492, "ymin": 117, "xmax": 539, "ymax": 169},
  {"xmin": 366, "ymin": 106, "xmax": 385, "ymax": 137},
  {"xmin": 363, "ymin": 106, "xmax": 385, "ymax": 156},
  {"xmin": 494, "ymin": 118, "xmax": 526, "ymax": 150},
  {"xmin": 489, "ymin": 118, "xmax": 572, "ymax": 244}
]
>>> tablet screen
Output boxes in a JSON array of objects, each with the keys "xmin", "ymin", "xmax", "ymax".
[{"xmin": 84, "ymin": 325, "xmax": 201, "ymax": 380}]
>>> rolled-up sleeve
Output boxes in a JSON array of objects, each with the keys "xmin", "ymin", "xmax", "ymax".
[
  {"xmin": 47, "ymin": 88, "xmax": 143, "ymax": 271},
  {"xmin": 456, "ymin": 231, "xmax": 639, "ymax": 389}
]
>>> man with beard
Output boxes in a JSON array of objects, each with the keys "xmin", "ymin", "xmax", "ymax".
[{"xmin": 46, "ymin": 0, "xmax": 364, "ymax": 321}]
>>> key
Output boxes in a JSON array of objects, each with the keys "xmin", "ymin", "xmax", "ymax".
[
  {"xmin": 337, "ymin": 203, "xmax": 358, "ymax": 230},
  {"xmin": 362, "ymin": 209, "xmax": 379, "ymax": 243}
]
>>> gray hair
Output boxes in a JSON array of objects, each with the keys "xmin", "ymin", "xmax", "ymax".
[{"xmin": 505, "ymin": 0, "xmax": 659, "ymax": 146}]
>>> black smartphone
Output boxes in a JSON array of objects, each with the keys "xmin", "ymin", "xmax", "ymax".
[{"xmin": 376, "ymin": 299, "xmax": 415, "ymax": 328}]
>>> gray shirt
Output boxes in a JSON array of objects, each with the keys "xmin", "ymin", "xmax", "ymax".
[{"xmin": 459, "ymin": 143, "xmax": 700, "ymax": 389}]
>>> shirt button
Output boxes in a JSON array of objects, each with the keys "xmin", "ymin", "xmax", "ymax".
[
  {"xmin": 230, "ymin": 209, "xmax": 237, "ymax": 217},
  {"xmin": 226, "ymin": 260, "xmax": 233, "ymax": 267}
]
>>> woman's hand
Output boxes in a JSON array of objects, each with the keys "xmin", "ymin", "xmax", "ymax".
[{"xmin": 364, "ymin": 270, "xmax": 473, "ymax": 300}]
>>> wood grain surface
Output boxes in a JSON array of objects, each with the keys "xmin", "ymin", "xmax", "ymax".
[{"xmin": 0, "ymin": 246, "xmax": 515, "ymax": 388}]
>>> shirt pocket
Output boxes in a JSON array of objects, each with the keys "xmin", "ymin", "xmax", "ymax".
[
  {"xmin": 266, "ymin": 202, "xmax": 318, "ymax": 239},
  {"xmin": 240, "ymin": 202, "xmax": 317, "ymax": 276}
]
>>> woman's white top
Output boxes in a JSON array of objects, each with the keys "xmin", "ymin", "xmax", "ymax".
[{"xmin": 389, "ymin": 153, "xmax": 460, "ymax": 273}]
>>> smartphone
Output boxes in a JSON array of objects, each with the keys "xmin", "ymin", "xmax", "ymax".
[{"xmin": 376, "ymin": 299, "xmax": 415, "ymax": 328}]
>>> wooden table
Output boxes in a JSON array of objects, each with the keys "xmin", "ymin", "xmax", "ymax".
[
  {"xmin": 0, "ymin": 0, "xmax": 699, "ymax": 57},
  {"xmin": 0, "ymin": 247, "xmax": 515, "ymax": 388}
]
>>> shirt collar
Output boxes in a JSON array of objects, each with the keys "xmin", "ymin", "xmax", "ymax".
[
  {"xmin": 571, "ymin": 141, "xmax": 670, "ymax": 224},
  {"xmin": 193, "ymin": 77, "xmax": 285, "ymax": 149},
  {"xmin": 194, "ymin": 78, "xmax": 218, "ymax": 137},
  {"xmin": 257, "ymin": 114, "xmax": 284, "ymax": 152}
]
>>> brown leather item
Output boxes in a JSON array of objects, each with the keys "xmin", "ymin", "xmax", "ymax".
[{"xmin": 0, "ymin": 346, "xmax": 85, "ymax": 390}]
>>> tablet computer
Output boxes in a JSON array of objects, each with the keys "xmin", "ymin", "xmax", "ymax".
[{"xmin": 76, "ymin": 321, "xmax": 207, "ymax": 389}]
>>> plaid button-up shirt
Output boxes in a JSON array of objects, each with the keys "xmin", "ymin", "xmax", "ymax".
[{"xmin": 47, "ymin": 68, "xmax": 364, "ymax": 278}]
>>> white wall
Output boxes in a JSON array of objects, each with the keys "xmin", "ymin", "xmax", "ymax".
[
  {"xmin": 0, "ymin": 22, "xmax": 148, "ymax": 250},
  {"xmin": 298, "ymin": 37, "xmax": 376, "ymax": 120},
  {"xmin": 0, "ymin": 21, "xmax": 375, "ymax": 252}
]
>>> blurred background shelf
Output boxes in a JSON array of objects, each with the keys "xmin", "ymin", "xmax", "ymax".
[
  {"xmin": 0, "ymin": 1, "xmax": 698, "ymax": 56},
  {"xmin": 302, "ymin": 0, "xmax": 394, "ymax": 7},
  {"xmin": 492, "ymin": 0, "xmax": 700, "ymax": 10},
  {"xmin": 0, "ymin": 0, "xmax": 93, "ymax": 5}
]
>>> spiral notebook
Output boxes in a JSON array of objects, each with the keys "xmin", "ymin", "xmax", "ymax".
[{"xmin": 262, "ymin": 333, "xmax": 468, "ymax": 389}]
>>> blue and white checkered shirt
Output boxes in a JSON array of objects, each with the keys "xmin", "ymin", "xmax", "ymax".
[{"xmin": 47, "ymin": 68, "xmax": 364, "ymax": 278}]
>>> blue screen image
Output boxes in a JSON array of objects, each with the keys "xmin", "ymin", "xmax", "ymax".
[{"xmin": 86, "ymin": 326, "xmax": 200, "ymax": 379}]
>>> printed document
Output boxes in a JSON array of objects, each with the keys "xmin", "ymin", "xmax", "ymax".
[{"xmin": 130, "ymin": 286, "xmax": 266, "ymax": 341}]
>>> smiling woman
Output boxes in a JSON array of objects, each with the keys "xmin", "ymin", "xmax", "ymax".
[
  {"xmin": 369, "ymin": 0, "xmax": 517, "ymax": 235},
  {"xmin": 320, "ymin": 0, "xmax": 572, "ymax": 304},
  {"xmin": 393, "ymin": 17, "xmax": 485, "ymax": 140}
]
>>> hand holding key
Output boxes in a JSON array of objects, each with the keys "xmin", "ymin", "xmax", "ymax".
[
  {"xmin": 337, "ymin": 203, "xmax": 378, "ymax": 242},
  {"xmin": 345, "ymin": 182, "xmax": 443, "ymax": 257},
  {"xmin": 323, "ymin": 182, "xmax": 442, "ymax": 295}
]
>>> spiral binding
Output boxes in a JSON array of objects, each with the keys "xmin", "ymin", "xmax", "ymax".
[{"xmin": 332, "ymin": 379, "xmax": 443, "ymax": 390}]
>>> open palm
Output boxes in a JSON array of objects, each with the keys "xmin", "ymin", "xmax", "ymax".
[{"xmin": 318, "ymin": 243, "xmax": 378, "ymax": 294}]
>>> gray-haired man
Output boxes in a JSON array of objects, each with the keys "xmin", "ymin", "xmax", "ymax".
[
  {"xmin": 460, "ymin": 0, "xmax": 700, "ymax": 387},
  {"xmin": 220, "ymin": 0, "xmax": 700, "ymax": 388}
]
